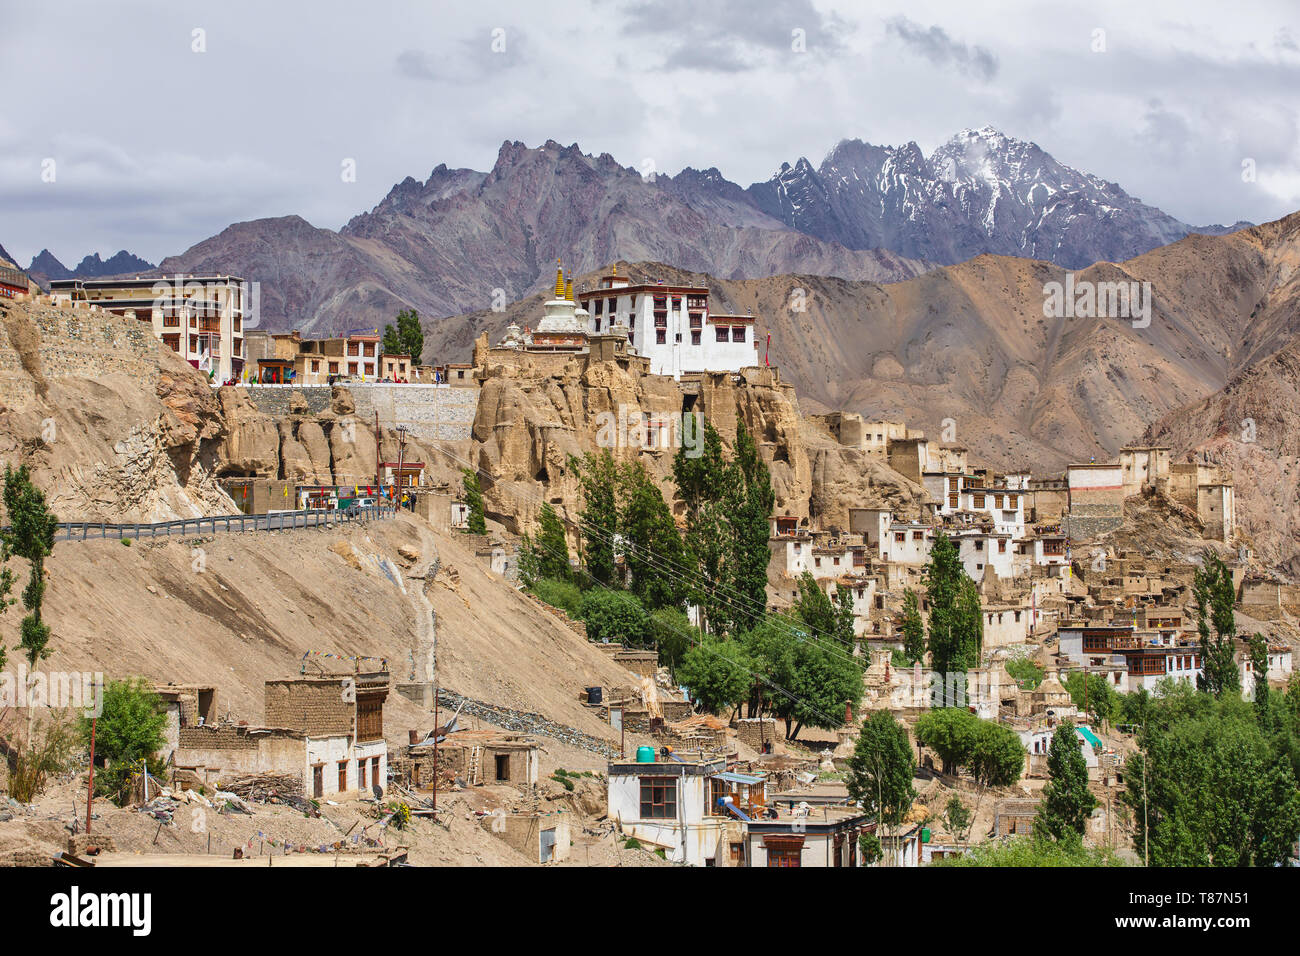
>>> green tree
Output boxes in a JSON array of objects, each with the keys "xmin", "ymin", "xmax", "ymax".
[
  {"xmin": 943, "ymin": 795, "xmax": 973, "ymax": 843},
  {"xmin": 618, "ymin": 461, "xmax": 688, "ymax": 611},
  {"xmin": 831, "ymin": 583, "xmax": 857, "ymax": 654},
  {"xmin": 2, "ymin": 465, "xmax": 58, "ymax": 671},
  {"xmin": 381, "ymin": 308, "xmax": 424, "ymax": 366},
  {"xmin": 1193, "ymin": 550, "xmax": 1240, "ymax": 698},
  {"xmin": 517, "ymin": 533, "xmax": 540, "ymax": 588},
  {"xmin": 649, "ymin": 607, "xmax": 699, "ymax": 674},
  {"xmin": 900, "ymin": 588, "xmax": 926, "ymax": 665},
  {"xmin": 671, "ymin": 419, "xmax": 732, "ymax": 634},
  {"xmin": 780, "ymin": 635, "xmax": 863, "ymax": 741},
  {"xmin": 529, "ymin": 577, "xmax": 583, "ymax": 619},
  {"xmin": 914, "ymin": 708, "xmax": 979, "ymax": 776},
  {"xmin": 576, "ymin": 451, "xmax": 620, "ymax": 586},
  {"xmin": 846, "ymin": 711, "xmax": 917, "ymax": 839},
  {"xmin": 580, "ymin": 589, "xmax": 650, "ymax": 646},
  {"xmin": 969, "ymin": 720, "xmax": 1024, "ymax": 788},
  {"xmin": 534, "ymin": 502, "xmax": 571, "ymax": 582},
  {"xmin": 1248, "ymin": 632, "xmax": 1271, "ymax": 723},
  {"xmin": 79, "ymin": 678, "xmax": 168, "ymax": 805},
  {"xmin": 924, "ymin": 532, "xmax": 982, "ymax": 687},
  {"xmin": 461, "ymin": 468, "xmax": 486, "ymax": 534},
  {"xmin": 1036, "ymin": 725, "xmax": 1097, "ymax": 840},
  {"xmin": 1124, "ymin": 683, "xmax": 1300, "ymax": 866},
  {"xmin": 677, "ymin": 637, "xmax": 752, "ymax": 715},
  {"xmin": 932, "ymin": 833, "xmax": 1125, "ymax": 867},
  {"xmin": 1062, "ymin": 671, "xmax": 1120, "ymax": 726},
  {"xmin": 1005, "ymin": 656, "xmax": 1044, "ymax": 689},
  {"xmin": 793, "ymin": 572, "xmax": 836, "ymax": 642},
  {"xmin": 723, "ymin": 422, "xmax": 774, "ymax": 632}
]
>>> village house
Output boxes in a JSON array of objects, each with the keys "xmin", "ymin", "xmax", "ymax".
[
  {"xmin": 740, "ymin": 805, "xmax": 871, "ymax": 867},
  {"xmin": 398, "ymin": 729, "xmax": 540, "ymax": 789},
  {"xmin": 173, "ymin": 671, "xmax": 391, "ymax": 799},
  {"xmin": 607, "ymin": 750, "xmax": 750, "ymax": 866}
]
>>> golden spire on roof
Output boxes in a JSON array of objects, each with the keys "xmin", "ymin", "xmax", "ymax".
[
  {"xmin": 564, "ymin": 274, "xmax": 574, "ymax": 301},
  {"xmin": 554, "ymin": 259, "xmax": 564, "ymax": 298},
  {"xmin": 611, "ymin": 262, "xmax": 617, "ymax": 276}
]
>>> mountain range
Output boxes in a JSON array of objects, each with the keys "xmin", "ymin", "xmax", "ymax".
[
  {"xmin": 27, "ymin": 248, "xmax": 156, "ymax": 286},
  {"xmin": 138, "ymin": 128, "xmax": 1242, "ymax": 335}
]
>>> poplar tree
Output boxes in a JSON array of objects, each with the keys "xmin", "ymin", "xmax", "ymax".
[
  {"xmin": 618, "ymin": 461, "xmax": 688, "ymax": 611},
  {"xmin": 1036, "ymin": 724, "xmax": 1097, "ymax": 840},
  {"xmin": 900, "ymin": 588, "xmax": 926, "ymax": 665},
  {"xmin": 577, "ymin": 450, "xmax": 621, "ymax": 586},
  {"xmin": 535, "ymin": 502, "xmax": 571, "ymax": 582},
  {"xmin": 2, "ymin": 466, "xmax": 57, "ymax": 670},
  {"xmin": 1194, "ymin": 550, "xmax": 1240, "ymax": 698},
  {"xmin": 461, "ymin": 468, "xmax": 486, "ymax": 534},
  {"xmin": 724, "ymin": 421, "xmax": 774, "ymax": 633}
]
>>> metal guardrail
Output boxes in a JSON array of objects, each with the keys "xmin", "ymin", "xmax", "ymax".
[{"xmin": 43, "ymin": 504, "xmax": 398, "ymax": 542}]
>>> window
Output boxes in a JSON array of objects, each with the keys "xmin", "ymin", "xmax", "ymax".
[
  {"xmin": 912, "ymin": 531, "xmax": 924, "ymax": 541},
  {"xmin": 311, "ymin": 360, "xmax": 320, "ymax": 373},
  {"xmin": 998, "ymin": 539, "xmax": 1007, "ymax": 553},
  {"xmin": 371, "ymin": 756, "xmax": 381, "ymax": 789},
  {"xmin": 328, "ymin": 361, "xmax": 339, "ymax": 374},
  {"xmin": 894, "ymin": 532, "xmax": 906, "ymax": 543},
  {"xmin": 765, "ymin": 840, "xmax": 803, "ymax": 867},
  {"xmin": 639, "ymin": 777, "xmax": 677, "ymax": 819},
  {"xmin": 357, "ymin": 698, "xmax": 383, "ymax": 741},
  {"xmin": 594, "ymin": 299, "xmax": 603, "ymax": 314},
  {"xmin": 338, "ymin": 761, "xmax": 347, "ymax": 791},
  {"xmin": 973, "ymin": 494, "xmax": 986, "ymax": 508},
  {"xmin": 358, "ymin": 759, "xmax": 367, "ymax": 790},
  {"xmin": 312, "ymin": 765, "xmax": 323, "ymax": 798},
  {"xmin": 691, "ymin": 330, "xmax": 701, "ymax": 345},
  {"xmin": 716, "ymin": 326, "xmax": 729, "ymax": 342},
  {"xmin": 975, "ymin": 539, "xmax": 984, "ymax": 551},
  {"xmin": 607, "ymin": 298, "xmax": 616, "ymax": 314},
  {"xmin": 732, "ymin": 326, "xmax": 746, "ymax": 342},
  {"xmin": 689, "ymin": 312, "xmax": 702, "ymax": 328},
  {"xmin": 656, "ymin": 330, "xmax": 666, "ymax": 345}
]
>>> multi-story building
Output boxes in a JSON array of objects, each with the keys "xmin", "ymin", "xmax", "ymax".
[
  {"xmin": 576, "ymin": 265, "xmax": 758, "ymax": 378},
  {"xmin": 50, "ymin": 274, "xmax": 247, "ymax": 382}
]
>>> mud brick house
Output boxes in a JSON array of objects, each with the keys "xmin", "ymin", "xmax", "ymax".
[
  {"xmin": 398, "ymin": 729, "xmax": 540, "ymax": 789},
  {"xmin": 174, "ymin": 673, "xmax": 390, "ymax": 799},
  {"xmin": 152, "ymin": 683, "xmax": 219, "ymax": 759}
]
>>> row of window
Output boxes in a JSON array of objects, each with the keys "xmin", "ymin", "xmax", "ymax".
[{"xmin": 311, "ymin": 755, "xmax": 382, "ymax": 797}]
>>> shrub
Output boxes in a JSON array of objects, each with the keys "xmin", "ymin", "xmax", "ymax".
[
  {"xmin": 530, "ymin": 577, "xmax": 583, "ymax": 619},
  {"xmin": 580, "ymin": 589, "xmax": 650, "ymax": 646}
]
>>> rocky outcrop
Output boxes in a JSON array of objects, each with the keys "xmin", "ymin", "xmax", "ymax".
[
  {"xmin": 217, "ymin": 387, "xmax": 280, "ymax": 478},
  {"xmin": 465, "ymin": 351, "xmax": 929, "ymax": 537},
  {"xmin": 0, "ymin": 298, "xmax": 235, "ymax": 522}
]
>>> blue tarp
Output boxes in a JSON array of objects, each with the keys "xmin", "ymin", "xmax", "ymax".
[{"xmin": 1075, "ymin": 725, "xmax": 1104, "ymax": 748}]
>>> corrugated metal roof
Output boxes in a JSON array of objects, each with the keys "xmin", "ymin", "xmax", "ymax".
[{"xmin": 713, "ymin": 771, "xmax": 764, "ymax": 785}]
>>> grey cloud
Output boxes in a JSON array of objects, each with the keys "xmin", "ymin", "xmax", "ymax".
[
  {"xmin": 885, "ymin": 17, "xmax": 998, "ymax": 81},
  {"xmin": 613, "ymin": 0, "xmax": 848, "ymax": 72}
]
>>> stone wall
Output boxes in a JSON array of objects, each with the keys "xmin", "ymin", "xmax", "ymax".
[
  {"xmin": 0, "ymin": 298, "xmax": 161, "ymax": 410},
  {"xmin": 243, "ymin": 383, "xmax": 479, "ymax": 441}
]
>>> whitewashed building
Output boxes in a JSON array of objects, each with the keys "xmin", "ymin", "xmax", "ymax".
[{"xmin": 577, "ymin": 266, "xmax": 758, "ymax": 378}]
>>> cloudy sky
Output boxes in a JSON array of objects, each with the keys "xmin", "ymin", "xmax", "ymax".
[{"xmin": 3, "ymin": 0, "xmax": 1298, "ymax": 266}]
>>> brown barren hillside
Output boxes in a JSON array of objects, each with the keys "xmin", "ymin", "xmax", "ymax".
[{"xmin": 430, "ymin": 212, "xmax": 1300, "ymax": 478}]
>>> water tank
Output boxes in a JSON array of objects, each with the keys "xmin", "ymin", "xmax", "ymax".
[
  {"xmin": 586, "ymin": 686, "xmax": 603, "ymax": 705},
  {"xmin": 635, "ymin": 746, "xmax": 656, "ymax": 763}
]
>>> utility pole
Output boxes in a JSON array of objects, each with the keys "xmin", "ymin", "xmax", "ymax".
[
  {"xmin": 1142, "ymin": 750, "xmax": 1149, "ymax": 867},
  {"xmin": 85, "ymin": 717, "xmax": 97, "ymax": 835}
]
